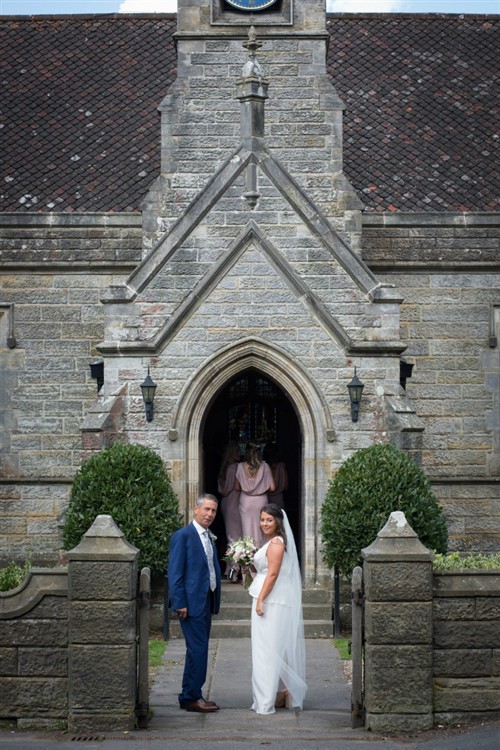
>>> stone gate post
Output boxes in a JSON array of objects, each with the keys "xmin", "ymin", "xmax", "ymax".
[
  {"xmin": 362, "ymin": 511, "xmax": 434, "ymax": 732},
  {"xmin": 67, "ymin": 515, "xmax": 139, "ymax": 732}
]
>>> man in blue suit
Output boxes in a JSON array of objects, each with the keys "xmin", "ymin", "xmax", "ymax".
[{"xmin": 168, "ymin": 493, "xmax": 222, "ymax": 713}]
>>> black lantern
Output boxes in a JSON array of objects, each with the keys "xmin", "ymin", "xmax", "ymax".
[
  {"xmin": 399, "ymin": 357, "xmax": 414, "ymax": 391},
  {"xmin": 347, "ymin": 367, "xmax": 364, "ymax": 423},
  {"xmin": 140, "ymin": 367, "xmax": 157, "ymax": 422},
  {"xmin": 89, "ymin": 359, "xmax": 104, "ymax": 392}
]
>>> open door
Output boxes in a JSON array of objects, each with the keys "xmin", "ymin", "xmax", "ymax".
[{"xmin": 202, "ymin": 367, "xmax": 302, "ymax": 569}]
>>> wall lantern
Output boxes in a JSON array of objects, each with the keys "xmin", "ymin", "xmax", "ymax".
[
  {"xmin": 399, "ymin": 357, "xmax": 414, "ymax": 391},
  {"xmin": 347, "ymin": 367, "xmax": 364, "ymax": 423},
  {"xmin": 140, "ymin": 367, "xmax": 157, "ymax": 423},
  {"xmin": 89, "ymin": 359, "xmax": 104, "ymax": 392}
]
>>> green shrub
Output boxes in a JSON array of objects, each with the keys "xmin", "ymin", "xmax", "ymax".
[
  {"xmin": 433, "ymin": 551, "xmax": 500, "ymax": 570},
  {"xmin": 0, "ymin": 557, "xmax": 31, "ymax": 592},
  {"xmin": 63, "ymin": 442, "xmax": 182, "ymax": 572},
  {"xmin": 320, "ymin": 443, "xmax": 448, "ymax": 575}
]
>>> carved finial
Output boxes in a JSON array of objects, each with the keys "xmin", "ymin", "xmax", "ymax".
[
  {"xmin": 241, "ymin": 26, "xmax": 264, "ymax": 79},
  {"xmin": 243, "ymin": 26, "xmax": 262, "ymax": 54}
]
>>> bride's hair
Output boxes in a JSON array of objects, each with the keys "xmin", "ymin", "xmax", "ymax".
[
  {"xmin": 245, "ymin": 441, "xmax": 262, "ymax": 476},
  {"xmin": 260, "ymin": 503, "xmax": 287, "ymax": 549}
]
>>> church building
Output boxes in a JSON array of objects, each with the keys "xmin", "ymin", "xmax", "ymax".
[{"xmin": 0, "ymin": 0, "xmax": 499, "ymax": 584}]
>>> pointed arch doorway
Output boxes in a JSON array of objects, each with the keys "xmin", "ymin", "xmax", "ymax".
[{"xmin": 202, "ymin": 368, "xmax": 302, "ymax": 569}]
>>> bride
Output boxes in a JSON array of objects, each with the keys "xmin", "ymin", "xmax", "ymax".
[{"xmin": 248, "ymin": 504, "xmax": 307, "ymax": 714}]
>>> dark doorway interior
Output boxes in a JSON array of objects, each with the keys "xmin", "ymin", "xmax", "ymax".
[{"xmin": 202, "ymin": 368, "xmax": 302, "ymax": 569}]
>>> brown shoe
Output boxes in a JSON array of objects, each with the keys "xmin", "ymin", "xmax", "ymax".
[
  {"xmin": 199, "ymin": 698, "xmax": 219, "ymax": 709},
  {"xmin": 184, "ymin": 698, "xmax": 219, "ymax": 713}
]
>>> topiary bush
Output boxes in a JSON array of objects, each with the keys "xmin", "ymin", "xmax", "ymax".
[
  {"xmin": 320, "ymin": 443, "xmax": 448, "ymax": 575},
  {"xmin": 63, "ymin": 442, "xmax": 182, "ymax": 572}
]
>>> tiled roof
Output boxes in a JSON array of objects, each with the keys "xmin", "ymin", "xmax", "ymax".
[
  {"xmin": 0, "ymin": 13, "xmax": 498, "ymax": 213},
  {"xmin": 327, "ymin": 14, "xmax": 499, "ymax": 213},
  {"xmin": 0, "ymin": 15, "xmax": 177, "ymax": 213}
]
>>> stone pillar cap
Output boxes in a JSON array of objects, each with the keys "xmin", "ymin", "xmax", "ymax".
[
  {"xmin": 68, "ymin": 514, "xmax": 139, "ymax": 561},
  {"xmin": 378, "ymin": 510, "xmax": 418, "ymax": 537},
  {"xmin": 361, "ymin": 511, "xmax": 434, "ymax": 562}
]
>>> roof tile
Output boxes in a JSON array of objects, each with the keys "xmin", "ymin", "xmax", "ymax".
[{"xmin": 0, "ymin": 13, "xmax": 498, "ymax": 213}]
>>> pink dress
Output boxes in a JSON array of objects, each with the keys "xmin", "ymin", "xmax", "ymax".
[
  {"xmin": 218, "ymin": 462, "xmax": 242, "ymax": 544},
  {"xmin": 236, "ymin": 461, "xmax": 274, "ymax": 545}
]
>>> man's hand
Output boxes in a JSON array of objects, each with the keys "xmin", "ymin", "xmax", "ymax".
[{"xmin": 176, "ymin": 608, "xmax": 188, "ymax": 620}]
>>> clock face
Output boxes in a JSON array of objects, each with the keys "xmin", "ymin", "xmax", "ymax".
[{"xmin": 225, "ymin": 0, "xmax": 279, "ymax": 10}]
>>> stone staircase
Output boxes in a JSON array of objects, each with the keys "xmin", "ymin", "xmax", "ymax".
[{"xmin": 167, "ymin": 581, "xmax": 333, "ymax": 639}]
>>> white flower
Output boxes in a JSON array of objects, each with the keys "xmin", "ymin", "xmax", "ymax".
[{"xmin": 224, "ymin": 536, "xmax": 257, "ymax": 567}]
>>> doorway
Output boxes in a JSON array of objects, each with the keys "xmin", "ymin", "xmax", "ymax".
[{"xmin": 202, "ymin": 368, "xmax": 302, "ymax": 569}]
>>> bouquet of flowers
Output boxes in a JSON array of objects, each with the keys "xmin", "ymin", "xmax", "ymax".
[{"xmin": 224, "ymin": 536, "xmax": 257, "ymax": 588}]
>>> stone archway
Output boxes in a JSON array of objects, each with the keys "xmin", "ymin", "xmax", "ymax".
[
  {"xmin": 170, "ymin": 337, "xmax": 334, "ymax": 585},
  {"xmin": 202, "ymin": 367, "xmax": 302, "ymax": 569}
]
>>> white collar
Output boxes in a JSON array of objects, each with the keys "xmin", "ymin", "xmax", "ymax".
[{"xmin": 192, "ymin": 519, "xmax": 208, "ymax": 536}]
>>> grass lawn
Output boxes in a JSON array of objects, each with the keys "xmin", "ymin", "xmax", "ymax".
[
  {"xmin": 149, "ymin": 638, "xmax": 167, "ymax": 667},
  {"xmin": 333, "ymin": 636, "xmax": 352, "ymax": 660}
]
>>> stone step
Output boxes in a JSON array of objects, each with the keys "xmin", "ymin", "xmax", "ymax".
[
  {"xmin": 168, "ymin": 618, "xmax": 333, "ymax": 639},
  {"xmin": 164, "ymin": 584, "xmax": 333, "ymax": 638},
  {"xmin": 221, "ymin": 583, "xmax": 332, "ymax": 605},
  {"xmin": 153, "ymin": 583, "xmax": 332, "ymax": 634},
  {"xmin": 213, "ymin": 602, "xmax": 332, "ymax": 620}
]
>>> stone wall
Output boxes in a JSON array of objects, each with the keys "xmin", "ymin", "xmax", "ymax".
[
  {"xmin": 362, "ymin": 212, "xmax": 500, "ymax": 554},
  {"xmin": 361, "ymin": 512, "xmax": 500, "ymax": 733},
  {"xmin": 0, "ymin": 569, "xmax": 68, "ymax": 729},
  {"xmin": 0, "ymin": 214, "xmax": 142, "ymax": 563},
  {"xmin": 363, "ymin": 213, "xmax": 500, "ymax": 481},
  {"xmin": 433, "ymin": 569, "xmax": 500, "ymax": 723},
  {"xmin": 362, "ymin": 512, "xmax": 435, "ymax": 733},
  {"xmin": 0, "ymin": 1, "xmax": 498, "ymax": 569},
  {"xmin": 144, "ymin": 0, "xmax": 360, "ymax": 250},
  {"xmin": 433, "ymin": 481, "xmax": 500, "ymax": 555},
  {"xmin": 1, "ymin": 212, "xmax": 499, "ymax": 563},
  {"xmin": 0, "ymin": 515, "xmax": 140, "ymax": 732}
]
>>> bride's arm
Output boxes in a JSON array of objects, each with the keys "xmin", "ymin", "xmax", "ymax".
[{"xmin": 255, "ymin": 539, "xmax": 284, "ymax": 616}]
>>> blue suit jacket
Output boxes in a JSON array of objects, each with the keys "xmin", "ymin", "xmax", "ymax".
[{"xmin": 168, "ymin": 522, "xmax": 221, "ymax": 617}]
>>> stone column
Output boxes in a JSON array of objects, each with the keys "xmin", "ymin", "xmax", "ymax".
[
  {"xmin": 67, "ymin": 515, "xmax": 139, "ymax": 732},
  {"xmin": 362, "ymin": 511, "xmax": 434, "ymax": 732}
]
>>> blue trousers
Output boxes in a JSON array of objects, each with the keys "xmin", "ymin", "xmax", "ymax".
[{"xmin": 178, "ymin": 591, "xmax": 212, "ymax": 706}]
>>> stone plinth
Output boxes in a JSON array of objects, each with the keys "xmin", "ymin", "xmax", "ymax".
[
  {"xmin": 67, "ymin": 515, "xmax": 139, "ymax": 733},
  {"xmin": 362, "ymin": 511, "xmax": 434, "ymax": 733}
]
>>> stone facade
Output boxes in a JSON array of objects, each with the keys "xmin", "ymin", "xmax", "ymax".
[
  {"xmin": 366, "ymin": 213, "xmax": 500, "ymax": 552},
  {"xmin": 0, "ymin": 215, "xmax": 142, "ymax": 562},
  {"xmin": 0, "ymin": 1, "xmax": 499, "ymax": 581}
]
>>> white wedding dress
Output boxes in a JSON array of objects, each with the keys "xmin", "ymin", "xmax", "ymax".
[{"xmin": 248, "ymin": 513, "xmax": 307, "ymax": 714}]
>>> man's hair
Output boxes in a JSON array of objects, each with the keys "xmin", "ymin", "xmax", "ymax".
[{"xmin": 195, "ymin": 493, "xmax": 218, "ymax": 506}]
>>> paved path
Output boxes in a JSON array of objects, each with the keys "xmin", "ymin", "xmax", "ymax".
[
  {"xmin": 149, "ymin": 637, "xmax": 354, "ymax": 741},
  {"xmin": 1, "ymin": 637, "xmax": 498, "ymax": 749}
]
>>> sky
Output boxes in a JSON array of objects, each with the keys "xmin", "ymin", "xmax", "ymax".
[{"xmin": 0, "ymin": 0, "xmax": 499, "ymax": 16}]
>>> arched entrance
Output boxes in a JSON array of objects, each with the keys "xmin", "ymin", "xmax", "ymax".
[
  {"xmin": 202, "ymin": 368, "xmax": 302, "ymax": 567},
  {"xmin": 169, "ymin": 337, "xmax": 335, "ymax": 586}
]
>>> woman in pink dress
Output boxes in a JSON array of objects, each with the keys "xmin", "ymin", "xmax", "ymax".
[
  {"xmin": 218, "ymin": 441, "xmax": 242, "ymax": 577},
  {"xmin": 235, "ymin": 442, "xmax": 275, "ymax": 545}
]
